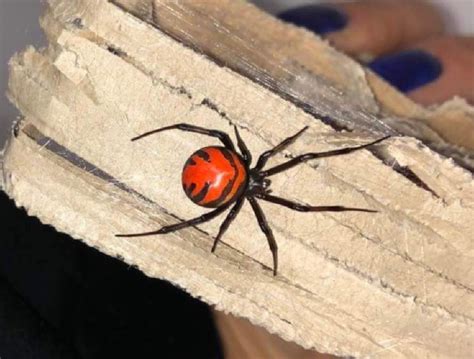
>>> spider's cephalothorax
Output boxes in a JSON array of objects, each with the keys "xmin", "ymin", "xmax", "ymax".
[{"xmin": 116, "ymin": 123, "xmax": 388, "ymax": 276}]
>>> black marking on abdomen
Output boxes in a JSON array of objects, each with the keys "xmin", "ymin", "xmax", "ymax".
[
  {"xmin": 185, "ymin": 157, "xmax": 196, "ymax": 167},
  {"xmin": 196, "ymin": 149, "xmax": 211, "ymax": 162},
  {"xmin": 184, "ymin": 182, "xmax": 196, "ymax": 196},
  {"xmin": 193, "ymin": 182, "xmax": 211, "ymax": 203},
  {"xmin": 205, "ymin": 148, "xmax": 239, "ymax": 207}
]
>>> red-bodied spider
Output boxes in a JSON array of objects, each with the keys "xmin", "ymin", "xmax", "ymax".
[{"xmin": 116, "ymin": 123, "xmax": 388, "ymax": 275}]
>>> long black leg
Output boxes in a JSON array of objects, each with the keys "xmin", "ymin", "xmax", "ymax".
[
  {"xmin": 254, "ymin": 126, "xmax": 308, "ymax": 171},
  {"xmin": 131, "ymin": 123, "xmax": 236, "ymax": 152},
  {"xmin": 260, "ymin": 136, "xmax": 389, "ymax": 177},
  {"xmin": 211, "ymin": 197, "xmax": 245, "ymax": 252},
  {"xmin": 256, "ymin": 193, "xmax": 377, "ymax": 213},
  {"xmin": 233, "ymin": 126, "xmax": 252, "ymax": 165},
  {"xmin": 115, "ymin": 204, "xmax": 230, "ymax": 238},
  {"xmin": 247, "ymin": 197, "xmax": 278, "ymax": 276}
]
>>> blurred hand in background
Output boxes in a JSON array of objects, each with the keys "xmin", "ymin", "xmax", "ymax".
[{"xmin": 277, "ymin": 0, "xmax": 474, "ymax": 106}]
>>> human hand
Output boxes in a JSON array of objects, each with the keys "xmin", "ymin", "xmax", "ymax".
[{"xmin": 278, "ymin": 0, "xmax": 474, "ymax": 106}]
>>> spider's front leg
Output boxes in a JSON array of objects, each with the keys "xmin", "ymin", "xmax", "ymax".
[
  {"xmin": 260, "ymin": 136, "xmax": 390, "ymax": 177},
  {"xmin": 131, "ymin": 123, "xmax": 236, "ymax": 152},
  {"xmin": 233, "ymin": 127, "xmax": 252, "ymax": 166},
  {"xmin": 256, "ymin": 193, "xmax": 377, "ymax": 213},
  {"xmin": 254, "ymin": 126, "xmax": 308, "ymax": 171}
]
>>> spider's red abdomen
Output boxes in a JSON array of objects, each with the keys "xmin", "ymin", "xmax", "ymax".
[{"xmin": 182, "ymin": 146, "xmax": 248, "ymax": 208}]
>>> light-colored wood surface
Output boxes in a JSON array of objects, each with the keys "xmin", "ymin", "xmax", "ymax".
[
  {"xmin": 114, "ymin": 0, "xmax": 474, "ymax": 155},
  {"xmin": 2, "ymin": 0, "xmax": 473, "ymax": 357}
]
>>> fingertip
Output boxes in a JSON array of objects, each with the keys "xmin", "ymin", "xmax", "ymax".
[
  {"xmin": 368, "ymin": 50, "xmax": 443, "ymax": 93},
  {"xmin": 278, "ymin": 5, "xmax": 348, "ymax": 35},
  {"xmin": 279, "ymin": 1, "xmax": 444, "ymax": 58},
  {"xmin": 405, "ymin": 36, "xmax": 474, "ymax": 105}
]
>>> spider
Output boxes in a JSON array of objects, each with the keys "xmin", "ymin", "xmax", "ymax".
[{"xmin": 116, "ymin": 123, "xmax": 388, "ymax": 275}]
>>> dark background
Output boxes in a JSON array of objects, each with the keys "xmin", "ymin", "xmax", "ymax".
[{"xmin": 0, "ymin": 191, "xmax": 223, "ymax": 358}]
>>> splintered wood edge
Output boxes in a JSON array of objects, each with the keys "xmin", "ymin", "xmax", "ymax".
[
  {"xmin": 113, "ymin": 0, "xmax": 474, "ymax": 152},
  {"xmin": 2, "ymin": 0, "xmax": 473, "ymax": 357}
]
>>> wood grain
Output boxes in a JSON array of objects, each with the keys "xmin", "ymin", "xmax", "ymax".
[{"xmin": 2, "ymin": 0, "xmax": 473, "ymax": 357}]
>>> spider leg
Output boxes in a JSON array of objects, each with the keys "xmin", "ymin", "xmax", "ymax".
[
  {"xmin": 233, "ymin": 126, "xmax": 252, "ymax": 165},
  {"xmin": 260, "ymin": 136, "xmax": 389, "ymax": 177},
  {"xmin": 115, "ymin": 204, "xmax": 230, "ymax": 238},
  {"xmin": 254, "ymin": 126, "xmax": 308, "ymax": 171},
  {"xmin": 211, "ymin": 197, "xmax": 245, "ymax": 252},
  {"xmin": 256, "ymin": 193, "xmax": 377, "ymax": 213},
  {"xmin": 131, "ymin": 123, "xmax": 236, "ymax": 152},
  {"xmin": 247, "ymin": 197, "xmax": 278, "ymax": 276}
]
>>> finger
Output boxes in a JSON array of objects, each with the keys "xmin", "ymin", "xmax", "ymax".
[
  {"xmin": 405, "ymin": 36, "xmax": 474, "ymax": 105},
  {"xmin": 369, "ymin": 36, "xmax": 474, "ymax": 105},
  {"xmin": 278, "ymin": 0, "xmax": 444, "ymax": 59}
]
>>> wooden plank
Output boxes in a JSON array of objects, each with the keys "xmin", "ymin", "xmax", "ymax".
[
  {"xmin": 2, "ymin": 0, "xmax": 473, "ymax": 357},
  {"xmin": 113, "ymin": 0, "xmax": 474, "ymax": 154}
]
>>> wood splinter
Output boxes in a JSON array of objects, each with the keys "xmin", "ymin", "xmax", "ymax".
[{"xmin": 2, "ymin": 0, "xmax": 473, "ymax": 357}]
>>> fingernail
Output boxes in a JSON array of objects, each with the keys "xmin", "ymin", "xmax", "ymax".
[
  {"xmin": 368, "ymin": 50, "xmax": 442, "ymax": 93},
  {"xmin": 278, "ymin": 5, "xmax": 348, "ymax": 35}
]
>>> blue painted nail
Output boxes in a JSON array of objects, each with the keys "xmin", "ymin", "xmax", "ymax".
[
  {"xmin": 369, "ymin": 50, "xmax": 442, "ymax": 93},
  {"xmin": 278, "ymin": 5, "xmax": 348, "ymax": 35}
]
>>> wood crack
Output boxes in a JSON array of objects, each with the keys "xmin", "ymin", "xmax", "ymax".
[
  {"xmin": 4, "ymin": 0, "xmax": 472, "ymax": 356},
  {"xmin": 19, "ymin": 121, "xmax": 473, "ymax": 324}
]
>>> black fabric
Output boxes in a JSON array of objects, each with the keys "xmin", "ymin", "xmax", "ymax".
[
  {"xmin": 0, "ymin": 276, "xmax": 77, "ymax": 359},
  {"xmin": 0, "ymin": 191, "xmax": 223, "ymax": 359}
]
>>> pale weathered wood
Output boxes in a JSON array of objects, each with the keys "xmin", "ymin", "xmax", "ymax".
[
  {"xmin": 113, "ymin": 0, "xmax": 474, "ymax": 156},
  {"xmin": 2, "ymin": 0, "xmax": 473, "ymax": 357}
]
